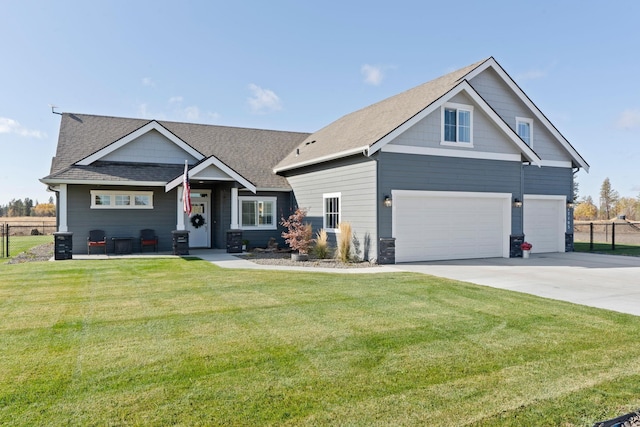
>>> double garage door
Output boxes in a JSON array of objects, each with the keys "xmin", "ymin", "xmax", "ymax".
[
  {"xmin": 392, "ymin": 191, "xmax": 565, "ymax": 263},
  {"xmin": 393, "ymin": 191, "xmax": 511, "ymax": 262}
]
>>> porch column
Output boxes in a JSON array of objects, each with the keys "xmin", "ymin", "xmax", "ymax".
[
  {"xmin": 177, "ymin": 187, "xmax": 186, "ymax": 230},
  {"xmin": 230, "ymin": 187, "xmax": 239, "ymax": 229},
  {"xmin": 58, "ymin": 184, "xmax": 68, "ymax": 232}
]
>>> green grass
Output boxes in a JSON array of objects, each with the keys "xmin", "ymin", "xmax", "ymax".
[
  {"xmin": 5, "ymin": 235, "xmax": 51, "ymax": 259},
  {"xmin": 574, "ymin": 241, "xmax": 640, "ymax": 257},
  {"xmin": 2, "ymin": 258, "xmax": 640, "ymax": 425}
]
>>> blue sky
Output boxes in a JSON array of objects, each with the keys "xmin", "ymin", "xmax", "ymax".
[{"xmin": 1, "ymin": 0, "xmax": 639, "ymax": 206}]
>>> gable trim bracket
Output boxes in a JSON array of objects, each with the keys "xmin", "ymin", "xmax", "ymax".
[{"xmin": 76, "ymin": 120, "xmax": 205, "ymax": 166}]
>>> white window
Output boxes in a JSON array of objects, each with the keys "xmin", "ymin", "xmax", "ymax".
[
  {"xmin": 90, "ymin": 190, "xmax": 153, "ymax": 209},
  {"xmin": 442, "ymin": 102, "xmax": 473, "ymax": 146},
  {"xmin": 516, "ymin": 117, "xmax": 533, "ymax": 146},
  {"xmin": 239, "ymin": 196, "xmax": 277, "ymax": 230},
  {"xmin": 323, "ymin": 192, "xmax": 341, "ymax": 231}
]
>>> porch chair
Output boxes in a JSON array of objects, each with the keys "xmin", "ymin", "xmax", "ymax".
[
  {"xmin": 140, "ymin": 229, "xmax": 158, "ymax": 252},
  {"xmin": 87, "ymin": 229, "xmax": 107, "ymax": 255}
]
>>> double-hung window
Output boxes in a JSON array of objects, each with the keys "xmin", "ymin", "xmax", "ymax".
[
  {"xmin": 239, "ymin": 196, "xmax": 276, "ymax": 230},
  {"xmin": 516, "ymin": 117, "xmax": 533, "ymax": 146},
  {"xmin": 323, "ymin": 192, "xmax": 341, "ymax": 231},
  {"xmin": 442, "ymin": 102, "xmax": 473, "ymax": 146}
]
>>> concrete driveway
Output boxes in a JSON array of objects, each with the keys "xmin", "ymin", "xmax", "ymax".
[{"xmin": 396, "ymin": 252, "xmax": 640, "ymax": 316}]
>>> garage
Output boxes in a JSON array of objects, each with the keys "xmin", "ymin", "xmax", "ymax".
[
  {"xmin": 523, "ymin": 195, "xmax": 566, "ymax": 253},
  {"xmin": 392, "ymin": 190, "xmax": 511, "ymax": 262}
]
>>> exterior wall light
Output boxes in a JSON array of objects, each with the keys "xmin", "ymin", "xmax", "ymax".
[
  {"xmin": 384, "ymin": 195, "xmax": 392, "ymax": 207},
  {"xmin": 567, "ymin": 200, "xmax": 575, "ymax": 209},
  {"xmin": 513, "ymin": 198, "xmax": 523, "ymax": 208}
]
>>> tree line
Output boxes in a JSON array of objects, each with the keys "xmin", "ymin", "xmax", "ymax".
[
  {"xmin": 0, "ymin": 197, "xmax": 56, "ymax": 217},
  {"xmin": 574, "ymin": 177, "xmax": 640, "ymax": 221}
]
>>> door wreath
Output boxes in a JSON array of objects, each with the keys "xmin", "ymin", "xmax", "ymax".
[{"xmin": 190, "ymin": 214, "xmax": 206, "ymax": 228}]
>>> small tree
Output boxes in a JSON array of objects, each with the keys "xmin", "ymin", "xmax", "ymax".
[
  {"xmin": 574, "ymin": 196, "xmax": 598, "ymax": 220},
  {"xmin": 599, "ymin": 177, "xmax": 619, "ymax": 219},
  {"xmin": 281, "ymin": 208, "xmax": 313, "ymax": 255}
]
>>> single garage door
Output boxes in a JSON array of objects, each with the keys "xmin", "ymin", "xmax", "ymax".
[
  {"xmin": 393, "ymin": 190, "xmax": 511, "ymax": 262},
  {"xmin": 523, "ymin": 195, "xmax": 565, "ymax": 253}
]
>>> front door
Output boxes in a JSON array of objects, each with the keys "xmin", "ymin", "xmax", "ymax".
[{"xmin": 186, "ymin": 191, "xmax": 211, "ymax": 248}]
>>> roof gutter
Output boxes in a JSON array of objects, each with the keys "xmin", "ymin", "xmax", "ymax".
[{"xmin": 274, "ymin": 145, "xmax": 371, "ymax": 173}]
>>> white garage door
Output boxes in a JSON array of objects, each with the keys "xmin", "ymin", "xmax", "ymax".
[
  {"xmin": 523, "ymin": 195, "xmax": 565, "ymax": 253},
  {"xmin": 393, "ymin": 191, "xmax": 511, "ymax": 262}
]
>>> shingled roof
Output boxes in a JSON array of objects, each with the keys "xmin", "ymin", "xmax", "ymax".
[
  {"xmin": 43, "ymin": 113, "xmax": 310, "ymax": 189},
  {"xmin": 274, "ymin": 58, "xmax": 491, "ymax": 172}
]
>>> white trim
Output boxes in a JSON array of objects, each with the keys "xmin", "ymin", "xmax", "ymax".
[
  {"xmin": 166, "ymin": 157, "xmax": 256, "ymax": 194},
  {"xmin": 273, "ymin": 145, "xmax": 370, "ymax": 173},
  {"xmin": 230, "ymin": 188, "xmax": 239, "ymax": 229},
  {"xmin": 516, "ymin": 116, "xmax": 533, "ymax": 147},
  {"xmin": 539, "ymin": 160, "xmax": 573, "ymax": 168},
  {"xmin": 465, "ymin": 58, "xmax": 589, "ymax": 171},
  {"xmin": 368, "ymin": 81, "xmax": 541, "ymax": 166},
  {"xmin": 391, "ymin": 189, "xmax": 512, "ymax": 259},
  {"xmin": 238, "ymin": 196, "xmax": 277, "ymax": 230},
  {"xmin": 382, "ymin": 144, "xmax": 522, "ymax": 162},
  {"xmin": 41, "ymin": 179, "xmax": 167, "ymax": 186},
  {"xmin": 90, "ymin": 190, "xmax": 154, "ymax": 209},
  {"xmin": 322, "ymin": 192, "xmax": 341, "ymax": 232},
  {"xmin": 441, "ymin": 102, "xmax": 474, "ymax": 146},
  {"xmin": 77, "ymin": 121, "xmax": 204, "ymax": 166},
  {"xmin": 58, "ymin": 184, "xmax": 68, "ymax": 232},
  {"xmin": 176, "ymin": 186, "xmax": 186, "ymax": 230}
]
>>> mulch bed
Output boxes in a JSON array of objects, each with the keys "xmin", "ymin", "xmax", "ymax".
[{"xmin": 238, "ymin": 250, "xmax": 379, "ymax": 269}]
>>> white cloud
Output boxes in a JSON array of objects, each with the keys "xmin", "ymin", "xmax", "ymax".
[
  {"xmin": 361, "ymin": 64, "xmax": 384, "ymax": 86},
  {"xmin": 184, "ymin": 106, "xmax": 200, "ymax": 121},
  {"xmin": 247, "ymin": 83, "xmax": 282, "ymax": 114},
  {"xmin": 0, "ymin": 117, "xmax": 46, "ymax": 138},
  {"xmin": 615, "ymin": 109, "xmax": 640, "ymax": 130},
  {"xmin": 142, "ymin": 77, "xmax": 156, "ymax": 87},
  {"xmin": 169, "ymin": 96, "xmax": 183, "ymax": 104}
]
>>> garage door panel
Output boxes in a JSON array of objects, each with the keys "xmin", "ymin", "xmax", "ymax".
[
  {"xmin": 523, "ymin": 196, "xmax": 564, "ymax": 253},
  {"xmin": 394, "ymin": 192, "xmax": 508, "ymax": 262},
  {"xmin": 524, "ymin": 195, "xmax": 566, "ymax": 253}
]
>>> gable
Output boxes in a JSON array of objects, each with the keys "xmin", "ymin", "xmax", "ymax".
[
  {"xmin": 77, "ymin": 120, "xmax": 203, "ymax": 166},
  {"xmin": 469, "ymin": 67, "xmax": 571, "ymax": 163},
  {"xmin": 386, "ymin": 90, "xmax": 523, "ymax": 161},
  {"xmin": 100, "ymin": 129, "xmax": 199, "ymax": 165}
]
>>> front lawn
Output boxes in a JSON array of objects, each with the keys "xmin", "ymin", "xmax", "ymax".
[
  {"xmin": 574, "ymin": 241, "xmax": 640, "ymax": 257},
  {"xmin": 1, "ymin": 258, "xmax": 640, "ymax": 425}
]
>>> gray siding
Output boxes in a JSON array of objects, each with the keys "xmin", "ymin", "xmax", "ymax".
[
  {"xmin": 390, "ymin": 91, "xmax": 521, "ymax": 156},
  {"xmin": 284, "ymin": 156, "xmax": 377, "ymax": 261},
  {"xmin": 524, "ymin": 165, "xmax": 573, "ymax": 232},
  {"xmin": 377, "ymin": 152, "xmax": 524, "ymax": 236},
  {"xmin": 101, "ymin": 129, "xmax": 198, "ymax": 164},
  {"xmin": 469, "ymin": 68, "xmax": 571, "ymax": 162},
  {"xmin": 66, "ymin": 185, "xmax": 177, "ymax": 254}
]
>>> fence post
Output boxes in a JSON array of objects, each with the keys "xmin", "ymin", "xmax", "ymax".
[
  {"xmin": 589, "ymin": 222, "xmax": 594, "ymax": 251},
  {"xmin": 5, "ymin": 224, "xmax": 8, "ymax": 258},
  {"xmin": 612, "ymin": 222, "xmax": 615, "ymax": 251}
]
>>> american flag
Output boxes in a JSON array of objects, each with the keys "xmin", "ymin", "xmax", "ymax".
[{"xmin": 183, "ymin": 161, "xmax": 192, "ymax": 216}]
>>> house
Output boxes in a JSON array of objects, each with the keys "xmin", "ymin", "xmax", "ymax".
[{"xmin": 41, "ymin": 57, "xmax": 589, "ymax": 262}]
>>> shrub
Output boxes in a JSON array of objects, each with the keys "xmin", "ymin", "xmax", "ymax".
[
  {"xmin": 336, "ymin": 222, "xmax": 352, "ymax": 263},
  {"xmin": 280, "ymin": 208, "xmax": 314, "ymax": 254},
  {"xmin": 314, "ymin": 229, "xmax": 329, "ymax": 259}
]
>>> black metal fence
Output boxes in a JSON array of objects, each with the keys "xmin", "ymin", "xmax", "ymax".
[
  {"xmin": 574, "ymin": 220, "xmax": 640, "ymax": 250},
  {"xmin": 0, "ymin": 222, "xmax": 57, "ymax": 258}
]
